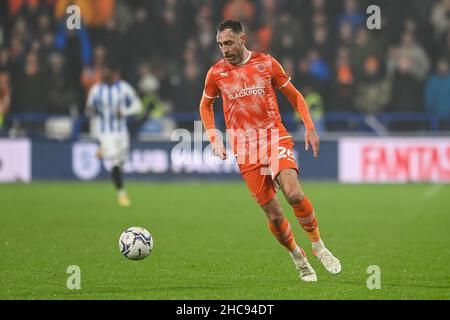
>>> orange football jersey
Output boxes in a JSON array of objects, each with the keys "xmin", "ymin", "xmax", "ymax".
[
  {"xmin": 203, "ymin": 51, "xmax": 291, "ymax": 140},
  {"xmin": 203, "ymin": 52, "xmax": 294, "ymax": 170}
]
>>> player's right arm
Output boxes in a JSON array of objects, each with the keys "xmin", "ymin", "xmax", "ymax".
[{"xmin": 199, "ymin": 67, "xmax": 227, "ymax": 160}]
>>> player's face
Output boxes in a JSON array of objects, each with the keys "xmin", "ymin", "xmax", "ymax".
[
  {"xmin": 101, "ymin": 66, "xmax": 113, "ymax": 82},
  {"xmin": 102, "ymin": 66, "xmax": 119, "ymax": 83},
  {"xmin": 217, "ymin": 29, "xmax": 246, "ymax": 65}
]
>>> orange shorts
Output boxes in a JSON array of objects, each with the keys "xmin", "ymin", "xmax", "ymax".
[{"xmin": 239, "ymin": 138, "xmax": 298, "ymax": 206}]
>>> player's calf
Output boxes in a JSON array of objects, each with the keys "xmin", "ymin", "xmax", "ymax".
[
  {"xmin": 111, "ymin": 164, "xmax": 131, "ymax": 207},
  {"xmin": 262, "ymin": 198, "xmax": 317, "ymax": 282},
  {"xmin": 292, "ymin": 197, "xmax": 342, "ymax": 275}
]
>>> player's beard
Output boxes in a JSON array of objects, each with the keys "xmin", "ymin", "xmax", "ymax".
[{"xmin": 225, "ymin": 50, "xmax": 243, "ymax": 65}]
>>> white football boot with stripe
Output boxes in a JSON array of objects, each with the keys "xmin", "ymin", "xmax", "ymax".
[{"xmin": 313, "ymin": 241, "xmax": 341, "ymax": 275}]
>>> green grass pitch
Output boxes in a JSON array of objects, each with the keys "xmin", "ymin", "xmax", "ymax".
[{"xmin": 0, "ymin": 181, "xmax": 449, "ymax": 300}]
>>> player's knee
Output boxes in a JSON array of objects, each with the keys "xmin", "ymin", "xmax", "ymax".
[
  {"xmin": 285, "ymin": 189, "xmax": 304, "ymax": 206},
  {"xmin": 264, "ymin": 206, "xmax": 284, "ymax": 223}
]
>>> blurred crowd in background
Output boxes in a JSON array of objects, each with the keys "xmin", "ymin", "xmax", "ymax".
[{"xmin": 0, "ymin": 0, "xmax": 449, "ymax": 137}]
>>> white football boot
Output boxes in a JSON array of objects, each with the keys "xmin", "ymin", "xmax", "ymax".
[
  {"xmin": 291, "ymin": 248, "xmax": 317, "ymax": 282},
  {"xmin": 314, "ymin": 246, "xmax": 341, "ymax": 275}
]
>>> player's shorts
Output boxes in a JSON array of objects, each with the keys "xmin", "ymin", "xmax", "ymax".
[
  {"xmin": 98, "ymin": 133, "xmax": 129, "ymax": 165},
  {"xmin": 239, "ymin": 138, "xmax": 298, "ymax": 206}
]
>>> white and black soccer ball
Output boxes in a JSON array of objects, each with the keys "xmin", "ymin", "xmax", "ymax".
[{"xmin": 119, "ymin": 227, "xmax": 153, "ymax": 260}]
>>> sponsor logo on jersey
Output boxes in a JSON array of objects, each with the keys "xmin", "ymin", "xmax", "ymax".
[{"xmin": 227, "ymin": 86, "xmax": 266, "ymax": 100}]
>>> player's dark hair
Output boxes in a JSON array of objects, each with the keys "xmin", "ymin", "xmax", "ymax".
[{"xmin": 216, "ymin": 19, "xmax": 244, "ymax": 34}]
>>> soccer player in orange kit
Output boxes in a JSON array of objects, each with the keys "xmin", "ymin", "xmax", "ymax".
[{"xmin": 199, "ymin": 20, "xmax": 341, "ymax": 281}]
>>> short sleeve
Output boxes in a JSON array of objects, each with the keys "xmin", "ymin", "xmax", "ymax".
[
  {"xmin": 271, "ymin": 56, "xmax": 291, "ymax": 89},
  {"xmin": 122, "ymin": 82, "xmax": 138, "ymax": 107},
  {"xmin": 203, "ymin": 67, "xmax": 220, "ymax": 99}
]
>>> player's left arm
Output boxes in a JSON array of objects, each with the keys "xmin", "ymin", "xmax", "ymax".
[
  {"xmin": 271, "ymin": 57, "xmax": 320, "ymax": 159},
  {"xmin": 120, "ymin": 83, "xmax": 143, "ymax": 117},
  {"xmin": 280, "ymin": 82, "xmax": 320, "ymax": 159}
]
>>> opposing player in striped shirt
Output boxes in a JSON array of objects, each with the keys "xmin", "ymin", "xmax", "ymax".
[{"xmin": 86, "ymin": 61, "xmax": 142, "ymax": 207}]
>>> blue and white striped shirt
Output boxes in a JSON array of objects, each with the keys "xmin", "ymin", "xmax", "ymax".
[{"xmin": 87, "ymin": 80, "xmax": 142, "ymax": 134}]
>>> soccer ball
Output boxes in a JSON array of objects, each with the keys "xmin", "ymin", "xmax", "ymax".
[{"xmin": 119, "ymin": 227, "xmax": 153, "ymax": 260}]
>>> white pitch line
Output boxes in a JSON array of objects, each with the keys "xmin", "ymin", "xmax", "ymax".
[{"xmin": 424, "ymin": 184, "xmax": 444, "ymax": 199}]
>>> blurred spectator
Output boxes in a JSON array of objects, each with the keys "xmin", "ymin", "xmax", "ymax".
[
  {"xmin": 160, "ymin": 4, "xmax": 187, "ymax": 64},
  {"xmin": 425, "ymin": 58, "xmax": 450, "ymax": 116},
  {"xmin": 351, "ymin": 27, "xmax": 383, "ymax": 80},
  {"xmin": 389, "ymin": 57, "xmax": 424, "ymax": 112},
  {"xmin": 8, "ymin": 0, "xmax": 49, "ymax": 24},
  {"xmin": 134, "ymin": 60, "xmax": 175, "ymax": 137},
  {"xmin": 294, "ymin": 85, "xmax": 326, "ymax": 134},
  {"xmin": 39, "ymin": 31, "xmax": 56, "ymax": 60},
  {"xmin": 223, "ymin": 0, "xmax": 256, "ymax": 28},
  {"xmin": 337, "ymin": 21, "xmax": 354, "ymax": 48},
  {"xmin": 0, "ymin": 47, "xmax": 11, "ymax": 71},
  {"xmin": 280, "ymin": 56, "xmax": 296, "ymax": 83},
  {"xmin": 125, "ymin": 7, "xmax": 154, "ymax": 71},
  {"xmin": 271, "ymin": 12, "xmax": 307, "ymax": 59},
  {"xmin": 430, "ymin": 0, "xmax": 450, "ymax": 42},
  {"xmin": 254, "ymin": 0, "xmax": 277, "ymax": 52},
  {"xmin": 311, "ymin": 23, "xmax": 334, "ymax": 65},
  {"xmin": 311, "ymin": 0, "xmax": 327, "ymax": 13},
  {"xmin": 391, "ymin": 32, "xmax": 430, "ymax": 81},
  {"xmin": 9, "ymin": 35, "xmax": 26, "ymax": 65},
  {"xmin": 46, "ymin": 52, "xmax": 77, "ymax": 115},
  {"xmin": 35, "ymin": 12, "xmax": 53, "ymax": 39},
  {"xmin": 332, "ymin": 46, "xmax": 354, "ymax": 110},
  {"xmin": 93, "ymin": 18, "xmax": 123, "ymax": 63},
  {"xmin": 307, "ymin": 49, "xmax": 331, "ymax": 83},
  {"xmin": 354, "ymin": 56, "xmax": 391, "ymax": 114},
  {"xmin": 295, "ymin": 58, "xmax": 321, "ymax": 95},
  {"xmin": 134, "ymin": 62, "xmax": 165, "ymax": 135},
  {"xmin": 255, "ymin": 16, "xmax": 273, "ymax": 53},
  {"xmin": 311, "ymin": 9, "xmax": 330, "ymax": 32},
  {"xmin": 81, "ymin": 45, "xmax": 106, "ymax": 93},
  {"xmin": 12, "ymin": 51, "xmax": 48, "ymax": 113},
  {"xmin": 337, "ymin": 0, "xmax": 364, "ymax": 31},
  {"xmin": 113, "ymin": 0, "xmax": 134, "ymax": 34},
  {"xmin": 173, "ymin": 63, "xmax": 202, "ymax": 113},
  {"xmin": 11, "ymin": 17, "xmax": 31, "ymax": 47},
  {"xmin": 195, "ymin": 4, "xmax": 216, "ymax": 69}
]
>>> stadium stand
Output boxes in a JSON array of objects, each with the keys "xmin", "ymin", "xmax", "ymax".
[{"xmin": 0, "ymin": 0, "xmax": 449, "ymax": 139}]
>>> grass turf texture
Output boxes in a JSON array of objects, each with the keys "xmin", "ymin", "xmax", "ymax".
[{"xmin": 0, "ymin": 182, "xmax": 449, "ymax": 300}]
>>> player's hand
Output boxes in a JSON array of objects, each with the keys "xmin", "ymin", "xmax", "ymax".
[
  {"xmin": 212, "ymin": 141, "xmax": 228, "ymax": 160},
  {"xmin": 305, "ymin": 129, "xmax": 320, "ymax": 159}
]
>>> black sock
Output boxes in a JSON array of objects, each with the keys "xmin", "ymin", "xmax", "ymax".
[{"xmin": 111, "ymin": 165, "xmax": 124, "ymax": 191}]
